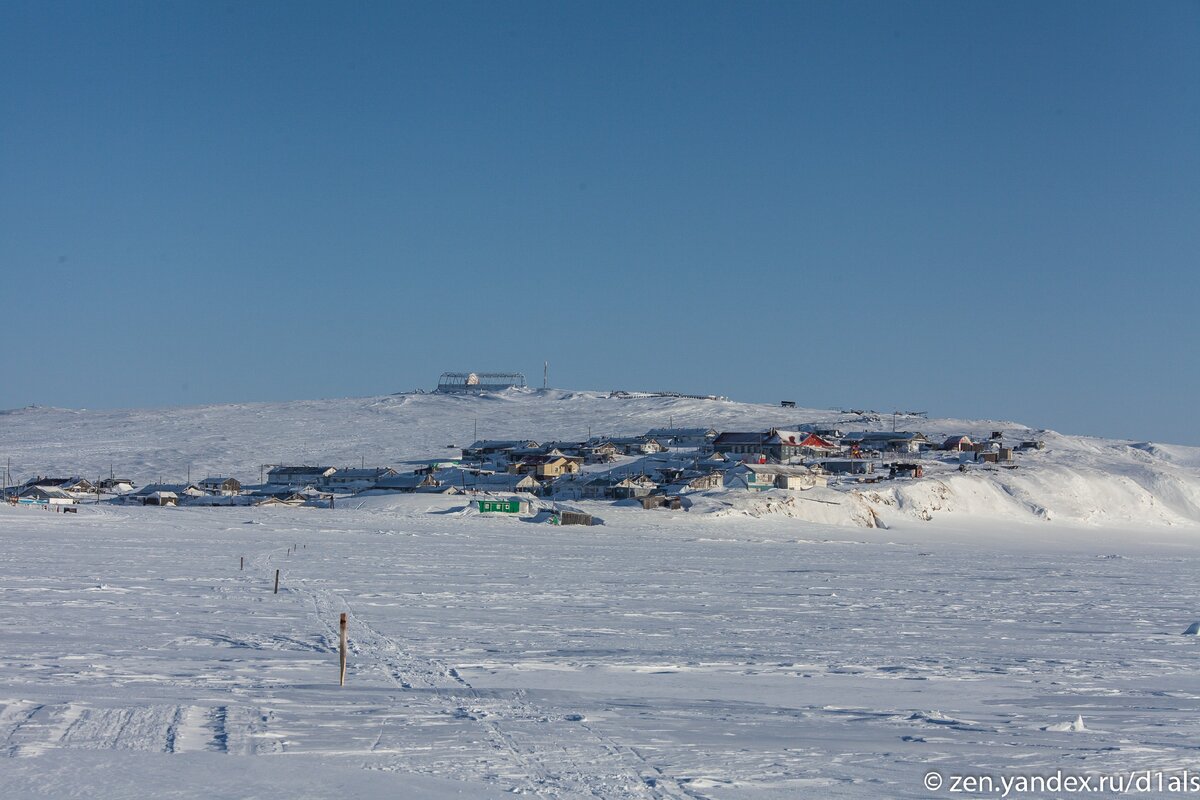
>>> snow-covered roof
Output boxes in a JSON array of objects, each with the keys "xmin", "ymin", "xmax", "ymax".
[
  {"xmin": 732, "ymin": 464, "xmax": 822, "ymax": 477},
  {"xmin": 326, "ymin": 468, "xmax": 396, "ymax": 480},
  {"xmin": 19, "ymin": 485, "xmax": 73, "ymax": 499},
  {"xmin": 465, "ymin": 440, "xmax": 539, "ymax": 451},
  {"xmin": 843, "ymin": 431, "xmax": 927, "ymax": 442},
  {"xmin": 268, "ymin": 465, "xmax": 336, "ymax": 476}
]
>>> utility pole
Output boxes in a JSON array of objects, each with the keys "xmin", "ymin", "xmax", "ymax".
[{"xmin": 544, "ymin": 361, "xmax": 548, "ymax": 389}]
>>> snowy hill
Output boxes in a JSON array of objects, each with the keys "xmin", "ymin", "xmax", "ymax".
[{"xmin": 3, "ymin": 388, "xmax": 1200, "ymax": 529}]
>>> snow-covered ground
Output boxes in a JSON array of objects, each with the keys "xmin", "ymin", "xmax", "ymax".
[{"xmin": 3, "ymin": 390, "xmax": 1200, "ymax": 797}]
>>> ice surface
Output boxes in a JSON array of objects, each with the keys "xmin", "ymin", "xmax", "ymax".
[{"xmin": 2, "ymin": 390, "xmax": 1200, "ymax": 797}]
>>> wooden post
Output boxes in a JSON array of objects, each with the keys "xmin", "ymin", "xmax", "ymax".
[
  {"xmin": 274, "ymin": 569, "xmax": 280, "ymax": 594},
  {"xmin": 339, "ymin": 613, "xmax": 348, "ymax": 686},
  {"xmin": 240, "ymin": 556, "xmax": 244, "ymax": 570}
]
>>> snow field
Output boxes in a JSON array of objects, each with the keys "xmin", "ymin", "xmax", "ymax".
[{"xmin": 4, "ymin": 498, "xmax": 1200, "ymax": 797}]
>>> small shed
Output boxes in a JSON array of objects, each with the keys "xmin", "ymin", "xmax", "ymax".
[
  {"xmin": 477, "ymin": 497, "xmax": 533, "ymax": 515},
  {"xmin": 639, "ymin": 495, "xmax": 684, "ymax": 510}
]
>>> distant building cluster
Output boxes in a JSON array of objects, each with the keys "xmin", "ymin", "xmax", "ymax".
[{"xmin": 3, "ymin": 421, "xmax": 1046, "ymax": 512}]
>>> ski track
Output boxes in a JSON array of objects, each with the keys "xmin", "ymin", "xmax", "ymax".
[
  {"xmin": 305, "ymin": 582, "xmax": 692, "ymax": 799},
  {"xmin": 0, "ymin": 537, "xmax": 693, "ymax": 798}
]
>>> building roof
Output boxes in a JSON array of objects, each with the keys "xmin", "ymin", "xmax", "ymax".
[
  {"xmin": 19, "ymin": 485, "xmax": 73, "ymax": 499},
  {"xmin": 465, "ymin": 440, "xmax": 539, "ymax": 451},
  {"xmin": 326, "ymin": 467, "xmax": 396, "ymax": 480},
  {"xmin": 843, "ymin": 431, "xmax": 928, "ymax": 442},
  {"xmin": 268, "ymin": 465, "xmax": 336, "ymax": 476},
  {"xmin": 763, "ymin": 430, "xmax": 834, "ymax": 448},
  {"xmin": 133, "ymin": 483, "xmax": 203, "ymax": 496},
  {"xmin": 373, "ymin": 473, "xmax": 432, "ymax": 490},
  {"xmin": 733, "ymin": 464, "xmax": 822, "ymax": 477},
  {"xmin": 713, "ymin": 431, "xmax": 766, "ymax": 445},
  {"xmin": 644, "ymin": 427, "xmax": 717, "ymax": 438}
]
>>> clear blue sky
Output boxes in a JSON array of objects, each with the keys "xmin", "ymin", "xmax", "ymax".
[{"xmin": 2, "ymin": 1, "xmax": 1197, "ymax": 443}]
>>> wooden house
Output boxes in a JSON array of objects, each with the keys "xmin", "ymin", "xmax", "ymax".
[
  {"xmin": 199, "ymin": 476, "xmax": 242, "ymax": 495},
  {"xmin": 509, "ymin": 455, "xmax": 581, "ymax": 479}
]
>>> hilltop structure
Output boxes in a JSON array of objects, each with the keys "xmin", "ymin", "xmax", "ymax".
[{"xmin": 436, "ymin": 372, "xmax": 527, "ymax": 393}]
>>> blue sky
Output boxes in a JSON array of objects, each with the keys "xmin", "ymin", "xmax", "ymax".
[{"xmin": 2, "ymin": 1, "xmax": 1197, "ymax": 443}]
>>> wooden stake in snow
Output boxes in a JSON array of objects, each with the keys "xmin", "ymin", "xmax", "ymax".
[
  {"xmin": 274, "ymin": 568, "xmax": 280, "ymax": 594},
  {"xmin": 339, "ymin": 613, "xmax": 348, "ymax": 686},
  {"xmin": 240, "ymin": 556, "xmax": 244, "ymax": 570}
]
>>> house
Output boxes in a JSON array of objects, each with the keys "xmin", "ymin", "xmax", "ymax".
[
  {"xmin": 812, "ymin": 460, "xmax": 874, "ymax": 475},
  {"xmin": 612, "ymin": 475, "xmax": 658, "ymax": 499},
  {"xmin": 681, "ymin": 470, "xmax": 724, "ymax": 490},
  {"xmin": 462, "ymin": 440, "xmax": 540, "ymax": 461},
  {"xmin": 267, "ymin": 466, "xmax": 337, "ymax": 488},
  {"xmin": 17, "ymin": 485, "xmax": 78, "ymax": 505},
  {"xmin": 129, "ymin": 483, "xmax": 206, "ymax": 503},
  {"xmin": 432, "ymin": 469, "xmax": 539, "ymax": 494},
  {"xmin": 596, "ymin": 437, "xmax": 666, "ymax": 456},
  {"xmin": 97, "ymin": 477, "xmax": 135, "ymax": 493},
  {"xmin": 798, "ymin": 424, "xmax": 845, "ymax": 442},
  {"xmin": 889, "ymin": 463, "xmax": 925, "ymax": 478},
  {"xmin": 319, "ymin": 467, "xmax": 398, "ymax": 490},
  {"xmin": 509, "ymin": 455, "xmax": 580, "ymax": 479},
  {"xmin": 712, "ymin": 431, "xmax": 769, "ymax": 461},
  {"xmin": 372, "ymin": 472, "xmax": 442, "ymax": 493},
  {"xmin": 841, "ymin": 431, "xmax": 929, "ymax": 454},
  {"xmin": 712, "ymin": 429, "xmax": 836, "ymax": 463},
  {"xmin": 643, "ymin": 427, "xmax": 718, "ymax": 449},
  {"xmin": 21, "ymin": 476, "xmax": 95, "ymax": 495},
  {"xmin": 199, "ymin": 476, "xmax": 242, "ymax": 495},
  {"xmin": 725, "ymin": 464, "xmax": 828, "ymax": 491},
  {"xmin": 579, "ymin": 475, "xmax": 620, "ymax": 500},
  {"xmin": 140, "ymin": 490, "xmax": 179, "ymax": 506},
  {"xmin": 941, "ymin": 435, "xmax": 974, "ymax": 452},
  {"xmin": 578, "ymin": 441, "xmax": 621, "ymax": 464}
]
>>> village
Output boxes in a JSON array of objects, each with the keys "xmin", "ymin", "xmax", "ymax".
[{"xmin": 2, "ymin": 415, "xmax": 1047, "ymax": 518}]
